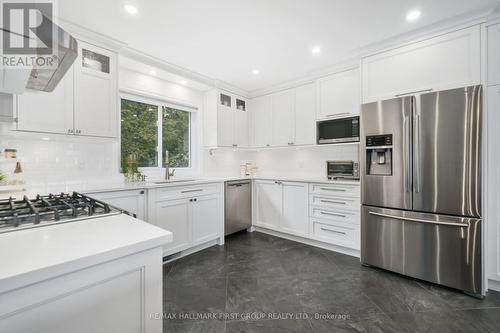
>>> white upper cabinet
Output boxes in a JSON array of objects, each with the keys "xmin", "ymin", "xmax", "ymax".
[
  {"xmin": 74, "ymin": 41, "xmax": 118, "ymax": 137},
  {"xmin": 14, "ymin": 38, "xmax": 118, "ymax": 138},
  {"xmin": 17, "ymin": 68, "xmax": 74, "ymax": 134},
  {"xmin": 488, "ymin": 23, "xmax": 500, "ymax": 86},
  {"xmin": 294, "ymin": 83, "xmax": 317, "ymax": 145},
  {"xmin": 234, "ymin": 97, "xmax": 249, "ymax": 147},
  {"xmin": 317, "ymin": 68, "xmax": 360, "ymax": 120},
  {"xmin": 271, "ymin": 90, "xmax": 295, "ymax": 146},
  {"xmin": 362, "ymin": 26, "xmax": 481, "ymax": 103},
  {"xmin": 217, "ymin": 103, "xmax": 234, "ymax": 147},
  {"xmin": 250, "ymin": 95, "xmax": 272, "ymax": 147},
  {"xmin": 205, "ymin": 89, "xmax": 249, "ymax": 148}
]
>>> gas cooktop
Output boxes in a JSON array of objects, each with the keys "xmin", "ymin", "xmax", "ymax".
[{"xmin": 0, "ymin": 192, "xmax": 129, "ymax": 234}]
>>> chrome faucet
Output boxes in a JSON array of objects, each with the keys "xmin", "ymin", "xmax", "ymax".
[{"xmin": 164, "ymin": 150, "xmax": 175, "ymax": 180}]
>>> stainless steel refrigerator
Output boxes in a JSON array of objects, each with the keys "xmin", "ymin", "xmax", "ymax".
[{"xmin": 360, "ymin": 85, "xmax": 483, "ymax": 296}]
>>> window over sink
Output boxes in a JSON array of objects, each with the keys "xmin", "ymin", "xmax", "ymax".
[{"xmin": 120, "ymin": 98, "xmax": 192, "ymax": 172}]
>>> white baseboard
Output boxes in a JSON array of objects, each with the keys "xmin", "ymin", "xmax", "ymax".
[
  {"xmin": 163, "ymin": 238, "xmax": 221, "ymax": 263},
  {"xmin": 253, "ymin": 226, "xmax": 360, "ymax": 258},
  {"xmin": 488, "ymin": 279, "xmax": 500, "ymax": 292}
]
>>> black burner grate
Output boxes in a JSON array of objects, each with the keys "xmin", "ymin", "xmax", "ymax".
[{"xmin": 0, "ymin": 192, "xmax": 115, "ymax": 232}]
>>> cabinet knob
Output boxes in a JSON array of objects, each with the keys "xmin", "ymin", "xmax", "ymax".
[{"xmin": 140, "ymin": 190, "xmax": 145, "ymax": 195}]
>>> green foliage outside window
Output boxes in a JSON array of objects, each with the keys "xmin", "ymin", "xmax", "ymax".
[
  {"xmin": 162, "ymin": 107, "xmax": 190, "ymax": 168},
  {"xmin": 120, "ymin": 99, "xmax": 191, "ymax": 173},
  {"xmin": 121, "ymin": 99, "xmax": 157, "ymax": 172}
]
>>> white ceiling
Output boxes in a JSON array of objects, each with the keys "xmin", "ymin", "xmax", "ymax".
[{"xmin": 59, "ymin": 0, "xmax": 500, "ymax": 93}]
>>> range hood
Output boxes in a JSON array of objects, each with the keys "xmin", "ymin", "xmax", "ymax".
[{"xmin": 0, "ymin": 17, "xmax": 77, "ymax": 94}]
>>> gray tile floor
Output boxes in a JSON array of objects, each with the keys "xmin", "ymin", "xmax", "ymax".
[{"xmin": 163, "ymin": 231, "xmax": 500, "ymax": 333}]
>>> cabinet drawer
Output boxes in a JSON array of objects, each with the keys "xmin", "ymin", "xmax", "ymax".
[
  {"xmin": 310, "ymin": 183, "xmax": 360, "ymax": 198},
  {"xmin": 310, "ymin": 219, "xmax": 360, "ymax": 250},
  {"xmin": 310, "ymin": 194, "xmax": 360, "ymax": 211},
  {"xmin": 310, "ymin": 206, "xmax": 360, "ymax": 225},
  {"xmin": 154, "ymin": 184, "xmax": 219, "ymax": 201}
]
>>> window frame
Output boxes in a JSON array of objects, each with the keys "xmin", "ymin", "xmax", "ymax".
[{"xmin": 119, "ymin": 93, "xmax": 196, "ymax": 171}]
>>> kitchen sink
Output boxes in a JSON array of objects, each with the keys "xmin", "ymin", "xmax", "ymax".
[{"xmin": 153, "ymin": 179, "xmax": 197, "ymax": 184}]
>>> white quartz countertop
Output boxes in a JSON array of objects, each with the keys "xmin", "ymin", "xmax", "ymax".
[
  {"xmin": 0, "ymin": 214, "xmax": 172, "ymax": 294},
  {"xmin": 0, "ymin": 176, "xmax": 359, "ymax": 199}
]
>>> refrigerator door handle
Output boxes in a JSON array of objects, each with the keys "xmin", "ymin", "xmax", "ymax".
[
  {"xmin": 403, "ymin": 109, "xmax": 411, "ymax": 192},
  {"xmin": 414, "ymin": 110, "xmax": 421, "ymax": 193},
  {"xmin": 368, "ymin": 211, "xmax": 469, "ymax": 228}
]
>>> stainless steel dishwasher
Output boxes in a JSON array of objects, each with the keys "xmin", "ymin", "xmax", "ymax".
[{"xmin": 224, "ymin": 180, "xmax": 252, "ymax": 236}]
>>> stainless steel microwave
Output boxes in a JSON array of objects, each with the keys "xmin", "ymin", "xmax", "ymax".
[{"xmin": 317, "ymin": 116, "xmax": 360, "ymax": 144}]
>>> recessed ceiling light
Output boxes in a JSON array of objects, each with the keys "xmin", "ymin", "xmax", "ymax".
[
  {"xmin": 311, "ymin": 46, "xmax": 321, "ymax": 55},
  {"xmin": 149, "ymin": 70, "xmax": 156, "ymax": 75},
  {"xmin": 406, "ymin": 10, "xmax": 421, "ymax": 22},
  {"xmin": 41, "ymin": 137, "xmax": 50, "ymax": 141},
  {"xmin": 124, "ymin": 4, "xmax": 138, "ymax": 15},
  {"xmin": 180, "ymin": 80, "xmax": 188, "ymax": 85},
  {"xmin": 252, "ymin": 69, "xmax": 260, "ymax": 75}
]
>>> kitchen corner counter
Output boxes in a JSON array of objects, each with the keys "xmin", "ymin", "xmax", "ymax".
[
  {"xmin": 0, "ymin": 176, "xmax": 359, "ymax": 200},
  {"xmin": 0, "ymin": 214, "xmax": 172, "ymax": 294}
]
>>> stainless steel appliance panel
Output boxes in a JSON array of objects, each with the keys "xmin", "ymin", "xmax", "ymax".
[
  {"xmin": 413, "ymin": 86, "xmax": 482, "ymax": 217},
  {"xmin": 224, "ymin": 181, "xmax": 252, "ymax": 236},
  {"xmin": 361, "ymin": 206, "xmax": 482, "ymax": 294},
  {"xmin": 317, "ymin": 116, "xmax": 360, "ymax": 144},
  {"xmin": 361, "ymin": 97, "xmax": 412, "ymax": 210}
]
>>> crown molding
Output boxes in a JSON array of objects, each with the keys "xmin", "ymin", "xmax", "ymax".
[
  {"xmin": 58, "ymin": 5, "xmax": 499, "ymax": 100},
  {"xmin": 57, "ymin": 18, "xmax": 127, "ymax": 52},
  {"xmin": 356, "ymin": 5, "xmax": 494, "ymax": 59}
]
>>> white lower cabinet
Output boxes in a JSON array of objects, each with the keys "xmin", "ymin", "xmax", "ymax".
[
  {"xmin": 254, "ymin": 180, "xmax": 282, "ymax": 230},
  {"xmin": 192, "ymin": 195, "xmax": 220, "ymax": 245},
  {"xmin": 310, "ymin": 220, "xmax": 360, "ymax": 250},
  {"xmin": 253, "ymin": 180, "xmax": 361, "ymax": 251},
  {"xmin": 86, "ymin": 189, "xmax": 146, "ymax": 220},
  {"xmin": 153, "ymin": 198, "xmax": 192, "ymax": 255},
  {"xmin": 309, "ymin": 183, "xmax": 361, "ymax": 250},
  {"xmin": 149, "ymin": 184, "xmax": 223, "ymax": 256},
  {"xmin": 91, "ymin": 183, "xmax": 223, "ymax": 257},
  {"xmin": 253, "ymin": 180, "xmax": 309, "ymax": 237},
  {"xmin": 281, "ymin": 182, "xmax": 309, "ymax": 237}
]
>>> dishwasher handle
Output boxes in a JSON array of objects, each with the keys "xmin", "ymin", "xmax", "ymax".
[{"xmin": 226, "ymin": 181, "xmax": 251, "ymax": 187}]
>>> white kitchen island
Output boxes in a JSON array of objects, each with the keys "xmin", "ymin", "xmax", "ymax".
[{"xmin": 0, "ymin": 214, "xmax": 172, "ymax": 333}]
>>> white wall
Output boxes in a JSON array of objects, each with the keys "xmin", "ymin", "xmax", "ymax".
[
  {"xmin": 253, "ymin": 145, "xmax": 359, "ymax": 179},
  {"xmin": 202, "ymin": 144, "xmax": 359, "ymax": 179},
  {"xmin": 0, "ymin": 123, "xmax": 120, "ymax": 184}
]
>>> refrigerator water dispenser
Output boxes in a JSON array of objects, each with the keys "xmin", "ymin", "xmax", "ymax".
[{"xmin": 366, "ymin": 134, "xmax": 393, "ymax": 176}]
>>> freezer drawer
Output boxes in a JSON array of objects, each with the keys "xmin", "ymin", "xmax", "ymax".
[{"xmin": 361, "ymin": 206, "xmax": 482, "ymax": 295}]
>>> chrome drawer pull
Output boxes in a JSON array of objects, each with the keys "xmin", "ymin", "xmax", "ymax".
[
  {"xmin": 320, "ymin": 200, "xmax": 347, "ymax": 205},
  {"xmin": 181, "ymin": 189, "xmax": 203, "ymax": 193},
  {"xmin": 320, "ymin": 188, "xmax": 346, "ymax": 192},
  {"xmin": 368, "ymin": 212, "xmax": 469, "ymax": 228},
  {"xmin": 320, "ymin": 212, "xmax": 347, "ymax": 218},
  {"xmin": 320, "ymin": 228, "xmax": 346, "ymax": 235}
]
